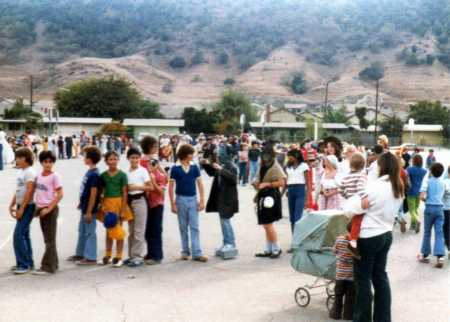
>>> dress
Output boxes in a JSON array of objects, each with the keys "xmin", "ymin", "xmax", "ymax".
[
  {"xmin": 0, "ymin": 131, "xmax": 14, "ymax": 164},
  {"xmin": 319, "ymin": 173, "xmax": 341, "ymax": 210}
]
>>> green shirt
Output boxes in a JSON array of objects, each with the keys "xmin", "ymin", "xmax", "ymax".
[{"xmin": 100, "ymin": 170, "xmax": 128, "ymax": 198}]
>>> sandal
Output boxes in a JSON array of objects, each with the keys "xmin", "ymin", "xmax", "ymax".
[{"xmin": 417, "ymin": 254, "xmax": 430, "ymax": 263}]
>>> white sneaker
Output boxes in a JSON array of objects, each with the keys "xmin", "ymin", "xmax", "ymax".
[
  {"xmin": 222, "ymin": 244, "xmax": 236, "ymax": 252},
  {"xmin": 13, "ymin": 268, "xmax": 30, "ymax": 275},
  {"xmin": 215, "ymin": 245, "xmax": 225, "ymax": 256},
  {"xmin": 112, "ymin": 258, "xmax": 123, "ymax": 268},
  {"xmin": 32, "ymin": 269, "xmax": 53, "ymax": 276}
]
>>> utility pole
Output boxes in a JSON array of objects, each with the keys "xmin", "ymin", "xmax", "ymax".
[
  {"xmin": 324, "ymin": 81, "xmax": 330, "ymax": 114},
  {"xmin": 29, "ymin": 75, "xmax": 34, "ymax": 110},
  {"xmin": 374, "ymin": 79, "xmax": 380, "ymax": 144}
]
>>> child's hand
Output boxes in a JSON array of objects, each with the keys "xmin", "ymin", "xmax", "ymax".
[
  {"xmin": 16, "ymin": 208, "xmax": 24, "ymax": 220},
  {"xmin": 119, "ymin": 210, "xmax": 126, "ymax": 219},
  {"xmin": 40, "ymin": 208, "xmax": 50, "ymax": 217},
  {"xmin": 85, "ymin": 212, "xmax": 93, "ymax": 224},
  {"xmin": 171, "ymin": 202, "xmax": 178, "ymax": 214},
  {"xmin": 198, "ymin": 200, "xmax": 205, "ymax": 211},
  {"xmin": 9, "ymin": 206, "xmax": 16, "ymax": 219}
]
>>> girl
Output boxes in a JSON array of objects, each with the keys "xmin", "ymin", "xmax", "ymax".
[
  {"xmin": 238, "ymin": 143, "xmax": 249, "ymax": 186},
  {"xmin": 99, "ymin": 151, "xmax": 133, "ymax": 267},
  {"xmin": 406, "ymin": 154, "xmax": 427, "ymax": 233},
  {"xmin": 319, "ymin": 155, "xmax": 340, "ymax": 210},
  {"xmin": 254, "ymin": 143, "xmax": 286, "ymax": 259}
]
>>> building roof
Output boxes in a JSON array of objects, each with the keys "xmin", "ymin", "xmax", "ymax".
[
  {"xmin": 249, "ymin": 122, "xmax": 306, "ymax": 129},
  {"xmin": 123, "ymin": 118, "xmax": 184, "ymax": 127}
]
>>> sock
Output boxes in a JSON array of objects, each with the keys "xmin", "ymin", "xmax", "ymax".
[
  {"xmin": 116, "ymin": 251, "xmax": 123, "ymax": 260},
  {"xmin": 265, "ymin": 242, "xmax": 272, "ymax": 253},
  {"xmin": 272, "ymin": 242, "xmax": 280, "ymax": 253},
  {"xmin": 105, "ymin": 250, "xmax": 112, "ymax": 258}
]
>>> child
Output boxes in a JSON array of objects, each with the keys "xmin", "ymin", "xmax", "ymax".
[
  {"xmin": 9, "ymin": 148, "xmax": 36, "ymax": 274},
  {"xmin": 67, "ymin": 146, "xmax": 102, "ymax": 265},
  {"xmin": 319, "ymin": 155, "xmax": 340, "ymax": 210},
  {"xmin": 238, "ymin": 143, "xmax": 249, "ymax": 186},
  {"xmin": 169, "ymin": 144, "xmax": 207, "ymax": 262},
  {"xmin": 99, "ymin": 151, "xmax": 133, "ymax": 267},
  {"xmin": 443, "ymin": 166, "xmax": 450, "ymax": 259},
  {"xmin": 33, "ymin": 151, "xmax": 63, "ymax": 275},
  {"xmin": 145, "ymin": 158, "xmax": 168, "ymax": 265},
  {"xmin": 126, "ymin": 147, "xmax": 152, "ymax": 267},
  {"xmin": 418, "ymin": 162, "xmax": 448, "ymax": 268},
  {"xmin": 339, "ymin": 153, "xmax": 367, "ymax": 257},
  {"xmin": 329, "ymin": 223, "xmax": 355, "ymax": 321}
]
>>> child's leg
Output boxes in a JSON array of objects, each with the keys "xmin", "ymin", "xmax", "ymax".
[
  {"xmin": 39, "ymin": 208, "xmax": 59, "ymax": 273},
  {"xmin": 75, "ymin": 214, "xmax": 87, "ymax": 257},
  {"xmin": 443, "ymin": 210, "xmax": 450, "ymax": 251},
  {"xmin": 116, "ymin": 239, "xmax": 124, "ymax": 259},
  {"xmin": 343, "ymin": 280, "xmax": 356, "ymax": 320},
  {"xmin": 176, "ymin": 197, "xmax": 190, "ymax": 256},
  {"xmin": 83, "ymin": 214, "xmax": 97, "ymax": 260},
  {"xmin": 420, "ymin": 209, "xmax": 432, "ymax": 257},
  {"xmin": 329, "ymin": 280, "xmax": 344, "ymax": 319},
  {"xmin": 105, "ymin": 235, "xmax": 113, "ymax": 258},
  {"xmin": 147, "ymin": 205, "xmax": 164, "ymax": 261},
  {"xmin": 187, "ymin": 197, "xmax": 203, "ymax": 258},
  {"xmin": 129, "ymin": 198, "xmax": 147, "ymax": 260},
  {"xmin": 128, "ymin": 220, "xmax": 135, "ymax": 258},
  {"xmin": 432, "ymin": 209, "xmax": 445, "ymax": 257},
  {"xmin": 13, "ymin": 206, "xmax": 35, "ymax": 269},
  {"xmin": 407, "ymin": 196, "xmax": 417, "ymax": 225}
]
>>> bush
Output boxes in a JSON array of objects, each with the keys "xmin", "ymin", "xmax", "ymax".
[
  {"xmin": 169, "ymin": 56, "xmax": 186, "ymax": 69},
  {"xmin": 359, "ymin": 63, "xmax": 384, "ymax": 81},
  {"xmin": 216, "ymin": 52, "xmax": 229, "ymax": 65},
  {"xmin": 290, "ymin": 72, "xmax": 307, "ymax": 94},
  {"xmin": 223, "ymin": 78, "xmax": 235, "ymax": 86},
  {"xmin": 191, "ymin": 51, "xmax": 205, "ymax": 66}
]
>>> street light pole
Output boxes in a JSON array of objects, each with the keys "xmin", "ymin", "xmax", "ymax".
[
  {"xmin": 324, "ymin": 81, "xmax": 330, "ymax": 114},
  {"xmin": 374, "ymin": 79, "xmax": 380, "ymax": 144}
]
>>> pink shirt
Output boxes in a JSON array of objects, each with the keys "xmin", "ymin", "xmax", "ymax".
[
  {"xmin": 35, "ymin": 172, "xmax": 62, "ymax": 208},
  {"xmin": 148, "ymin": 169, "xmax": 168, "ymax": 208}
]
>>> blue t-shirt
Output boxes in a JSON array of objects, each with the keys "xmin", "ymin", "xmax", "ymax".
[
  {"xmin": 422, "ymin": 176, "xmax": 445, "ymax": 206},
  {"xmin": 79, "ymin": 168, "xmax": 101, "ymax": 214},
  {"xmin": 170, "ymin": 164, "xmax": 201, "ymax": 197},
  {"xmin": 407, "ymin": 166, "xmax": 427, "ymax": 197}
]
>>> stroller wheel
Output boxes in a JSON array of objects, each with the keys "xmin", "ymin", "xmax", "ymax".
[
  {"xmin": 326, "ymin": 296, "xmax": 335, "ymax": 313},
  {"xmin": 294, "ymin": 287, "xmax": 311, "ymax": 307},
  {"xmin": 326, "ymin": 281, "xmax": 335, "ymax": 297}
]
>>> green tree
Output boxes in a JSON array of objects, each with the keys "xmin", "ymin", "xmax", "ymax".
[
  {"xmin": 54, "ymin": 77, "xmax": 143, "ymax": 121},
  {"xmin": 138, "ymin": 100, "xmax": 164, "ymax": 119},
  {"xmin": 4, "ymin": 98, "xmax": 31, "ymax": 119},
  {"xmin": 323, "ymin": 106, "xmax": 349, "ymax": 124},
  {"xmin": 380, "ymin": 116, "xmax": 404, "ymax": 139},
  {"xmin": 182, "ymin": 107, "xmax": 217, "ymax": 134},
  {"xmin": 290, "ymin": 72, "xmax": 307, "ymax": 94},
  {"xmin": 213, "ymin": 90, "xmax": 257, "ymax": 134},
  {"xmin": 408, "ymin": 101, "xmax": 450, "ymax": 137},
  {"xmin": 355, "ymin": 107, "xmax": 370, "ymax": 129},
  {"xmin": 359, "ymin": 62, "xmax": 384, "ymax": 81}
]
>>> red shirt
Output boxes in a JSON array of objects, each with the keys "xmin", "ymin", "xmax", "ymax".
[{"xmin": 148, "ymin": 169, "xmax": 168, "ymax": 208}]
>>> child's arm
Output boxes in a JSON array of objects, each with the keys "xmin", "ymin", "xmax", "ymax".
[
  {"xmin": 40, "ymin": 187, "xmax": 63, "ymax": 218},
  {"xmin": 197, "ymin": 178, "xmax": 205, "ymax": 211},
  {"xmin": 9, "ymin": 195, "xmax": 17, "ymax": 218},
  {"xmin": 120, "ymin": 186, "xmax": 128, "ymax": 219},
  {"xmin": 169, "ymin": 180, "xmax": 177, "ymax": 214},
  {"xmin": 150, "ymin": 173, "xmax": 166, "ymax": 196},
  {"xmin": 85, "ymin": 186, "xmax": 98, "ymax": 223},
  {"xmin": 17, "ymin": 181, "xmax": 35, "ymax": 219}
]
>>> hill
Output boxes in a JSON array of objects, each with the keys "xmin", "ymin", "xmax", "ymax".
[{"xmin": 1, "ymin": 0, "xmax": 450, "ymax": 112}]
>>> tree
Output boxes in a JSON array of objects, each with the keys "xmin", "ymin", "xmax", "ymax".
[
  {"xmin": 137, "ymin": 100, "xmax": 164, "ymax": 119},
  {"xmin": 223, "ymin": 78, "xmax": 235, "ymax": 86},
  {"xmin": 54, "ymin": 77, "xmax": 144, "ymax": 121},
  {"xmin": 4, "ymin": 98, "xmax": 31, "ymax": 119},
  {"xmin": 182, "ymin": 107, "xmax": 217, "ymax": 134},
  {"xmin": 290, "ymin": 72, "xmax": 307, "ymax": 94},
  {"xmin": 169, "ymin": 56, "xmax": 187, "ymax": 69},
  {"xmin": 191, "ymin": 51, "xmax": 205, "ymax": 65},
  {"xmin": 213, "ymin": 90, "xmax": 258, "ymax": 135},
  {"xmin": 380, "ymin": 116, "xmax": 404, "ymax": 139},
  {"xmin": 359, "ymin": 62, "xmax": 384, "ymax": 81},
  {"xmin": 408, "ymin": 101, "xmax": 450, "ymax": 137},
  {"xmin": 98, "ymin": 122, "xmax": 127, "ymax": 136},
  {"xmin": 216, "ymin": 52, "xmax": 229, "ymax": 65},
  {"xmin": 323, "ymin": 106, "xmax": 349, "ymax": 124},
  {"xmin": 355, "ymin": 107, "xmax": 370, "ymax": 129}
]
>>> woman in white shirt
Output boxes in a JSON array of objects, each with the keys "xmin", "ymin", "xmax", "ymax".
[
  {"xmin": 353, "ymin": 152, "xmax": 404, "ymax": 322},
  {"xmin": 282, "ymin": 149, "xmax": 310, "ymax": 238}
]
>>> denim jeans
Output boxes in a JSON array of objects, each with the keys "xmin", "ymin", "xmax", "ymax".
[
  {"xmin": 0, "ymin": 143, "xmax": 3, "ymax": 171},
  {"xmin": 287, "ymin": 184, "xmax": 306, "ymax": 233},
  {"xmin": 421, "ymin": 205, "xmax": 445, "ymax": 257},
  {"xmin": 14, "ymin": 204, "xmax": 35, "ymax": 269},
  {"xmin": 219, "ymin": 217, "xmax": 236, "ymax": 246},
  {"xmin": 75, "ymin": 213, "xmax": 97, "ymax": 261},
  {"xmin": 444, "ymin": 210, "xmax": 450, "ymax": 251},
  {"xmin": 239, "ymin": 162, "xmax": 248, "ymax": 185},
  {"xmin": 249, "ymin": 160, "xmax": 259, "ymax": 184},
  {"xmin": 176, "ymin": 195, "xmax": 203, "ymax": 258},
  {"xmin": 146, "ymin": 205, "xmax": 164, "ymax": 261},
  {"xmin": 353, "ymin": 231, "xmax": 392, "ymax": 322}
]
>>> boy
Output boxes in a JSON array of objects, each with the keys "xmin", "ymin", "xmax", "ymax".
[
  {"xmin": 248, "ymin": 141, "xmax": 260, "ymax": 184},
  {"xmin": 126, "ymin": 147, "xmax": 152, "ymax": 267},
  {"xmin": 33, "ymin": 151, "xmax": 63, "ymax": 275},
  {"xmin": 426, "ymin": 149, "xmax": 436, "ymax": 169},
  {"xmin": 169, "ymin": 144, "xmax": 207, "ymax": 262},
  {"xmin": 418, "ymin": 162, "xmax": 447, "ymax": 268},
  {"xmin": 100, "ymin": 151, "xmax": 133, "ymax": 267},
  {"xmin": 330, "ymin": 223, "xmax": 355, "ymax": 320},
  {"xmin": 339, "ymin": 153, "xmax": 367, "ymax": 258},
  {"xmin": 9, "ymin": 147, "xmax": 36, "ymax": 274},
  {"xmin": 145, "ymin": 158, "xmax": 168, "ymax": 265},
  {"xmin": 67, "ymin": 146, "xmax": 102, "ymax": 265}
]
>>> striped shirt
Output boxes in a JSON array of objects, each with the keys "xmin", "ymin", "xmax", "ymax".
[
  {"xmin": 333, "ymin": 235, "xmax": 354, "ymax": 281},
  {"xmin": 339, "ymin": 170, "xmax": 367, "ymax": 199}
]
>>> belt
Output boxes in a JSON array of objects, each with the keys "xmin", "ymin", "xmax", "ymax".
[
  {"xmin": 128, "ymin": 193, "xmax": 145, "ymax": 201},
  {"xmin": 287, "ymin": 184, "xmax": 305, "ymax": 187}
]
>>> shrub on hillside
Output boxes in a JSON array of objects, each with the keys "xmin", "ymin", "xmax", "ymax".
[{"xmin": 169, "ymin": 56, "xmax": 187, "ymax": 69}]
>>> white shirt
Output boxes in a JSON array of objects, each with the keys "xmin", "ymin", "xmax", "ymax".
[
  {"xmin": 367, "ymin": 160, "xmax": 378, "ymax": 182},
  {"xmin": 286, "ymin": 163, "xmax": 309, "ymax": 185},
  {"xmin": 360, "ymin": 175, "xmax": 403, "ymax": 238},
  {"xmin": 127, "ymin": 166, "xmax": 150, "ymax": 195}
]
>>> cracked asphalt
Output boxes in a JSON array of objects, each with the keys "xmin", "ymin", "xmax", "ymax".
[{"xmin": 0, "ymin": 157, "xmax": 448, "ymax": 322}]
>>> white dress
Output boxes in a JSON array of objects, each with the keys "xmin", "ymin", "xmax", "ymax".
[{"xmin": 0, "ymin": 131, "xmax": 14, "ymax": 164}]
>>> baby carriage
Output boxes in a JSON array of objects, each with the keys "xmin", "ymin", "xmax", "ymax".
[{"xmin": 290, "ymin": 210, "xmax": 349, "ymax": 312}]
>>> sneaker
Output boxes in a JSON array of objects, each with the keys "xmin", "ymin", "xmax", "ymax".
[
  {"xmin": 32, "ymin": 269, "xmax": 53, "ymax": 276},
  {"xmin": 215, "ymin": 245, "xmax": 225, "ymax": 256},
  {"xmin": 13, "ymin": 267, "xmax": 30, "ymax": 275},
  {"xmin": 112, "ymin": 258, "xmax": 123, "ymax": 268},
  {"xmin": 270, "ymin": 249, "xmax": 283, "ymax": 259},
  {"xmin": 255, "ymin": 251, "xmax": 272, "ymax": 258},
  {"xmin": 417, "ymin": 254, "xmax": 430, "ymax": 263},
  {"xmin": 221, "ymin": 244, "xmax": 235, "ymax": 252},
  {"xmin": 399, "ymin": 219, "xmax": 407, "ymax": 233},
  {"xmin": 415, "ymin": 222, "xmax": 421, "ymax": 234},
  {"xmin": 67, "ymin": 255, "xmax": 84, "ymax": 262},
  {"xmin": 102, "ymin": 256, "xmax": 112, "ymax": 265},
  {"xmin": 192, "ymin": 256, "xmax": 208, "ymax": 263},
  {"xmin": 76, "ymin": 259, "xmax": 97, "ymax": 266},
  {"xmin": 435, "ymin": 257, "xmax": 444, "ymax": 269},
  {"xmin": 127, "ymin": 259, "xmax": 144, "ymax": 268},
  {"xmin": 409, "ymin": 223, "xmax": 416, "ymax": 231},
  {"xmin": 10, "ymin": 266, "xmax": 18, "ymax": 272},
  {"xmin": 145, "ymin": 259, "xmax": 162, "ymax": 266},
  {"xmin": 180, "ymin": 255, "xmax": 190, "ymax": 261},
  {"xmin": 123, "ymin": 258, "xmax": 132, "ymax": 266}
]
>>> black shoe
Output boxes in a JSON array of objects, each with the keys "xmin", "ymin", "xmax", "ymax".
[
  {"xmin": 67, "ymin": 255, "xmax": 83, "ymax": 262},
  {"xmin": 270, "ymin": 250, "xmax": 283, "ymax": 259},
  {"xmin": 255, "ymin": 251, "xmax": 272, "ymax": 258}
]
